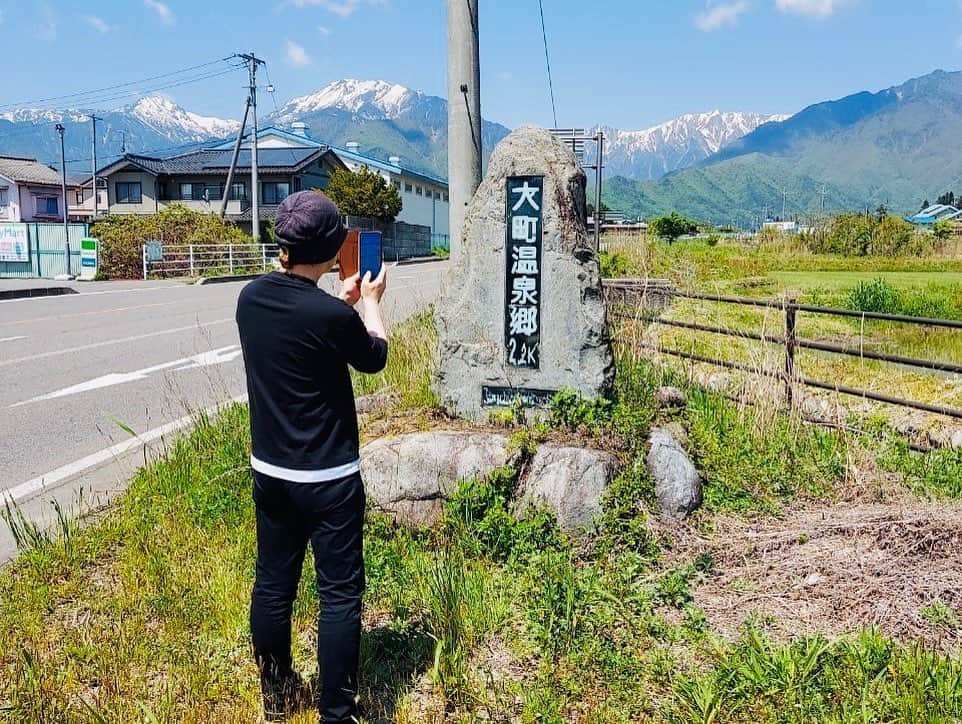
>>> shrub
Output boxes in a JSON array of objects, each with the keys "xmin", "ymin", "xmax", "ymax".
[{"xmin": 846, "ymin": 277, "xmax": 900, "ymax": 314}]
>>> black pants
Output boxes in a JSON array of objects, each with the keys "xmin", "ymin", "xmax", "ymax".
[{"xmin": 251, "ymin": 469, "xmax": 365, "ymax": 723}]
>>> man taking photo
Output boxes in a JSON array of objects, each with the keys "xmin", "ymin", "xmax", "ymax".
[{"xmin": 235, "ymin": 190, "xmax": 388, "ymax": 722}]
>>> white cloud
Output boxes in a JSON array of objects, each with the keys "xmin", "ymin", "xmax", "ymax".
[
  {"xmin": 287, "ymin": 0, "xmax": 387, "ymax": 17},
  {"xmin": 285, "ymin": 39, "xmax": 312, "ymax": 67},
  {"xmin": 318, "ymin": 25, "xmax": 332, "ymax": 35},
  {"xmin": 144, "ymin": 0, "xmax": 174, "ymax": 25},
  {"xmin": 695, "ymin": 1, "xmax": 749, "ymax": 31},
  {"xmin": 81, "ymin": 14, "xmax": 111, "ymax": 33},
  {"xmin": 36, "ymin": 5, "xmax": 57, "ymax": 41},
  {"xmin": 774, "ymin": 0, "xmax": 852, "ymax": 18}
]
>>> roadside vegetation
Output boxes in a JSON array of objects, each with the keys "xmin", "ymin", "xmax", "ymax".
[{"xmin": 2, "ymin": 290, "xmax": 962, "ymax": 721}]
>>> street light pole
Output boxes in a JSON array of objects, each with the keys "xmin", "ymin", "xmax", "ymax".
[{"xmin": 55, "ymin": 123, "xmax": 71, "ymax": 277}]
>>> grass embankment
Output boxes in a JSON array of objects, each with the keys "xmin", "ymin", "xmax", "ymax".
[
  {"xmin": 3, "ymin": 311, "xmax": 962, "ymax": 722},
  {"xmin": 603, "ymin": 234, "xmax": 962, "ymax": 420}
]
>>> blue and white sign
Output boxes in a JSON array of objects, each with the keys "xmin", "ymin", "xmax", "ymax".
[{"xmin": 0, "ymin": 223, "xmax": 29, "ymax": 263}]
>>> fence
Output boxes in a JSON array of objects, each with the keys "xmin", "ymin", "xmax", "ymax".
[
  {"xmin": 142, "ymin": 243, "xmax": 278, "ymax": 279},
  {"xmin": 0, "ymin": 223, "xmax": 90, "ymax": 279},
  {"xmin": 604, "ymin": 278, "xmax": 962, "ymax": 421}
]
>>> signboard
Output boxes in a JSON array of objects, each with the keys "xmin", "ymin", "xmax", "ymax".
[
  {"xmin": 504, "ymin": 175, "xmax": 544, "ymax": 369},
  {"xmin": 0, "ymin": 223, "xmax": 29, "ymax": 263},
  {"xmin": 145, "ymin": 241, "xmax": 163, "ymax": 263},
  {"xmin": 79, "ymin": 238, "xmax": 98, "ymax": 280},
  {"xmin": 482, "ymin": 385, "xmax": 554, "ymax": 409}
]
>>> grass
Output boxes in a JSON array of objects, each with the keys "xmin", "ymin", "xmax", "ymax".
[{"xmin": 3, "ymin": 300, "xmax": 962, "ymax": 721}]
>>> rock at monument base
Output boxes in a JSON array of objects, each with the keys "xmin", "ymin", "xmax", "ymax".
[
  {"xmin": 515, "ymin": 445, "xmax": 620, "ymax": 533},
  {"xmin": 646, "ymin": 426, "xmax": 702, "ymax": 520},
  {"xmin": 655, "ymin": 386, "xmax": 687, "ymax": 408},
  {"xmin": 434, "ymin": 125, "xmax": 614, "ymax": 422},
  {"xmin": 360, "ymin": 431, "xmax": 510, "ymax": 526}
]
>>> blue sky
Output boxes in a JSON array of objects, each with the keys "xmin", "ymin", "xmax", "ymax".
[{"xmin": 1, "ymin": 0, "xmax": 960, "ymax": 130}]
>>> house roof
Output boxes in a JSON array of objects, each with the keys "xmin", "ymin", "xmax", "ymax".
[
  {"xmin": 907, "ymin": 204, "xmax": 962, "ymax": 224},
  {"xmin": 213, "ymin": 125, "xmax": 450, "ymax": 188},
  {"xmin": 0, "ymin": 156, "xmax": 68, "ymax": 186},
  {"xmin": 98, "ymin": 147, "xmax": 343, "ymax": 178}
]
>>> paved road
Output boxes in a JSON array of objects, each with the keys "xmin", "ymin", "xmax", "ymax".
[{"xmin": 0, "ymin": 263, "xmax": 445, "ymax": 561}]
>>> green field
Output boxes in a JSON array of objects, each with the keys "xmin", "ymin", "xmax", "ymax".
[{"xmin": 767, "ymin": 270, "xmax": 962, "ymax": 293}]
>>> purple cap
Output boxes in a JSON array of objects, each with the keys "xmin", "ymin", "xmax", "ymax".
[{"xmin": 273, "ymin": 190, "xmax": 346, "ymax": 263}]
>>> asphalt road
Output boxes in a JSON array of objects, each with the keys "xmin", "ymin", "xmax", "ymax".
[{"xmin": 0, "ymin": 262, "xmax": 445, "ymax": 562}]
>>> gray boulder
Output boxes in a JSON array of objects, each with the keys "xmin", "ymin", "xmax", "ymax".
[
  {"xmin": 655, "ymin": 386, "xmax": 687, "ymax": 408},
  {"xmin": 646, "ymin": 426, "xmax": 702, "ymax": 520},
  {"xmin": 434, "ymin": 125, "xmax": 614, "ymax": 421},
  {"xmin": 515, "ymin": 445, "xmax": 619, "ymax": 533},
  {"xmin": 360, "ymin": 431, "xmax": 510, "ymax": 526}
]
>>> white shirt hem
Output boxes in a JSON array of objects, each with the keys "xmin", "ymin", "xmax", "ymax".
[{"xmin": 250, "ymin": 455, "xmax": 361, "ymax": 483}]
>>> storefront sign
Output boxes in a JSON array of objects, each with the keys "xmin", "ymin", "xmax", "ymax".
[
  {"xmin": 504, "ymin": 175, "xmax": 544, "ymax": 369},
  {"xmin": 0, "ymin": 223, "xmax": 29, "ymax": 263}
]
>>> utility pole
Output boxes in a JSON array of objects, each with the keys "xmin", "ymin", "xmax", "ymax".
[
  {"xmin": 90, "ymin": 115, "xmax": 101, "ymax": 222},
  {"xmin": 594, "ymin": 128, "xmax": 604, "ymax": 251},
  {"xmin": 235, "ymin": 52, "xmax": 265, "ymax": 239},
  {"xmin": 56, "ymin": 123, "xmax": 71, "ymax": 276},
  {"xmin": 220, "ymin": 100, "xmax": 250, "ymax": 219},
  {"xmin": 446, "ymin": 0, "xmax": 482, "ymax": 260}
]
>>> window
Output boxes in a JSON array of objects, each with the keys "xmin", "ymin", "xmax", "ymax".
[
  {"xmin": 230, "ymin": 182, "xmax": 246, "ymax": 201},
  {"xmin": 262, "ymin": 182, "xmax": 290, "ymax": 205},
  {"xmin": 393, "ymin": 181, "xmax": 401, "ymax": 190},
  {"xmin": 0, "ymin": 188, "xmax": 8, "ymax": 206},
  {"xmin": 36, "ymin": 196, "xmax": 58, "ymax": 215},
  {"xmin": 404, "ymin": 183, "xmax": 413, "ymax": 193},
  {"xmin": 116, "ymin": 182, "xmax": 142, "ymax": 204},
  {"xmin": 292, "ymin": 177, "xmax": 302, "ymax": 192},
  {"xmin": 443, "ymin": 192, "xmax": 449, "ymax": 202},
  {"xmin": 415, "ymin": 186, "xmax": 423, "ymax": 196}
]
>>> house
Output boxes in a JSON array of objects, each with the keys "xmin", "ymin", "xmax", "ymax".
[
  {"xmin": 94, "ymin": 146, "xmax": 346, "ymax": 237},
  {"xmin": 0, "ymin": 156, "xmax": 78, "ymax": 223},
  {"xmin": 210, "ymin": 124, "xmax": 450, "ymax": 238},
  {"xmin": 906, "ymin": 204, "xmax": 962, "ymax": 225}
]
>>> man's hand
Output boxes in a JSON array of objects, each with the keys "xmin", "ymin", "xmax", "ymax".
[
  {"xmin": 339, "ymin": 273, "xmax": 361, "ymax": 306},
  {"xmin": 361, "ymin": 267, "xmax": 387, "ymax": 304}
]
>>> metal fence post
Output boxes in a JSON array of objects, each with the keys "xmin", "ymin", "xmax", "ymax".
[
  {"xmin": 784, "ymin": 298, "xmax": 797, "ymax": 409},
  {"xmin": 189, "ymin": 245, "xmax": 195, "ymax": 276},
  {"xmin": 142, "ymin": 244, "xmax": 148, "ymax": 280},
  {"xmin": 228, "ymin": 244, "xmax": 234, "ymax": 274},
  {"xmin": 261, "ymin": 244, "xmax": 267, "ymax": 271}
]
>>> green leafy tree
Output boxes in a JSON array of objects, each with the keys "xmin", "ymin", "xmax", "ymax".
[
  {"xmin": 648, "ymin": 212, "xmax": 698, "ymax": 244},
  {"xmin": 933, "ymin": 219, "xmax": 954, "ymax": 241},
  {"xmin": 320, "ymin": 166, "xmax": 402, "ymax": 222},
  {"xmin": 937, "ymin": 191, "xmax": 957, "ymax": 207},
  {"xmin": 920, "ymin": 199, "xmax": 930, "ymax": 212}
]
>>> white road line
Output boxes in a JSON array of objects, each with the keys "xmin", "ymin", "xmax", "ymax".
[
  {"xmin": 2, "ymin": 394, "xmax": 249, "ymax": 505},
  {"xmin": 0, "ymin": 336, "xmax": 27, "ymax": 343},
  {"xmin": 0, "ymin": 285, "xmax": 178, "ymax": 304},
  {"xmin": 0, "ymin": 318, "xmax": 233, "ymax": 368}
]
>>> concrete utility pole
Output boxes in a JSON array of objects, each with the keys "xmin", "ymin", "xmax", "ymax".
[
  {"xmin": 220, "ymin": 99, "xmax": 250, "ymax": 219},
  {"xmin": 446, "ymin": 0, "xmax": 482, "ymax": 260},
  {"xmin": 56, "ymin": 123, "xmax": 71, "ymax": 276},
  {"xmin": 594, "ymin": 128, "xmax": 604, "ymax": 251},
  {"xmin": 236, "ymin": 52, "xmax": 265, "ymax": 240},
  {"xmin": 90, "ymin": 115, "xmax": 101, "ymax": 221}
]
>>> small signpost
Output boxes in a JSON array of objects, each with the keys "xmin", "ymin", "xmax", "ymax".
[{"xmin": 79, "ymin": 238, "xmax": 98, "ymax": 280}]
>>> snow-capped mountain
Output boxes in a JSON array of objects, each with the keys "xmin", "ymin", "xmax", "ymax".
[
  {"xmin": 602, "ymin": 110, "xmax": 790, "ymax": 180},
  {"xmin": 274, "ymin": 79, "xmax": 425, "ymax": 122},
  {"xmin": 128, "ymin": 96, "xmax": 240, "ymax": 141}
]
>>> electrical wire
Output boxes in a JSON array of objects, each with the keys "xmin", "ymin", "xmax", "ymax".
[
  {"xmin": 0, "ymin": 57, "xmax": 239, "ymax": 111},
  {"xmin": 538, "ymin": 0, "xmax": 559, "ymax": 129}
]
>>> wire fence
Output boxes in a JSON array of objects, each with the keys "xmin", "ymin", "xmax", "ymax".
[
  {"xmin": 604, "ymin": 278, "xmax": 962, "ymax": 421},
  {"xmin": 142, "ymin": 243, "xmax": 278, "ymax": 280}
]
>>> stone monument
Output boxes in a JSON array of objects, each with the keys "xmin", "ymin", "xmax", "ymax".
[{"xmin": 435, "ymin": 126, "xmax": 614, "ymax": 421}]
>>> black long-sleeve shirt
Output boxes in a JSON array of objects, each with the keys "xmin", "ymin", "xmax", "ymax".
[{"xmin": 236, "ymin": 271, "xmax": 388, "ymax": 481}]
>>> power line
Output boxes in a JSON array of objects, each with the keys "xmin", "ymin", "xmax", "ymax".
[
  {"xmin": 0, "ymin": 57, "xmax": 237, "ymax": 111},
  {"xmin": 538, "ymin": 0, "xmax": 559, "ymax": 128}
]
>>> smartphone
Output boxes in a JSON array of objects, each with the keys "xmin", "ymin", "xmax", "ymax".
[
  {"xmin": 338, "ymin": 230, "xmax": 359, "ymax": 281},
  {"xmin": 359, "ymin": 231, "xmax": 383, "ymax": 280}
]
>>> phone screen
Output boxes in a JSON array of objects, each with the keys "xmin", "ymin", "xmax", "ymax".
[{"xmin": 359, "ymin": 231, "xmax": 383, "ymax": 280}]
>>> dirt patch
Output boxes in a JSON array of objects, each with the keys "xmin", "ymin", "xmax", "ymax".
[{"xmin": 665, "ymin": 501, "xmax": 962, "ymax": 650}]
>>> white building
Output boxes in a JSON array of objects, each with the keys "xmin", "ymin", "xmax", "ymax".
[{"xmin": 212, "ymin": 124, "xmax": 450, "ymax": 239}]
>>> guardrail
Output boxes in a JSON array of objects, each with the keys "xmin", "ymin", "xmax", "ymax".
[
  {"xmin": 142, "ymin": 243, "xmax": 278, "ymax": 280},
  {"xmin": 604, "ymin": 278, "xmax": 962, "ymax": 421}
]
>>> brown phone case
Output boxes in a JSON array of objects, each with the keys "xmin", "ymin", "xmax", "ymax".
[{"xmin": 338, "ymin": 230, "xmax": 359, "ymax": 281}]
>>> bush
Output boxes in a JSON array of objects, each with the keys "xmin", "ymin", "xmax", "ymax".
[
  {"xmin": 846, "ymin": 277, "xmax": 901, "ymax": 314},
  {"xmin": 91, "ymin": 205, "xmax": 253, "ymax": 279},
  {"xmin": 804, "ymin": 213, "xmax": 924, "ymax": 257}
]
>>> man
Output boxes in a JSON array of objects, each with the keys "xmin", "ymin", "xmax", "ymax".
[{"xmin": 235, "ymin": 190, "xmax": 388, "ymax": 722}]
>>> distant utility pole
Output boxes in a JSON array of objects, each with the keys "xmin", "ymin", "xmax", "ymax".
[
  {"xmin": 90, "ymin": 114, "xmax": 101, "ymax": 221},
  {"xmin": 56, "ymin": 123, "xmax": 71, "ymax": 276},
  {"xmin": 446, "ymin": 0, "xmax": 482, "ymax": 261},
  {"xmin": 781, "ymin": 187, "xmax": 787, "ymax": 220},
  {"xmin": 593, "ymin": 128, "xmax": 604, "ymax": 250},
  {"xmin": 235, "ymin": 52, "xmax": 265, "ymax": 239}
]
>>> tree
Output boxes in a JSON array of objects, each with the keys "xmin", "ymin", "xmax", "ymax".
[
  {"xmin": 320, "ymin": 166, "xmax": 402, "ymax": 222},
  {"xmin": 937, "ymin": 191, "xmax": 957, "ymax": 207},
  {"xmin": 933, "ymin": 219, "xmax": 954, "ymax": 241},
  {"xmin": 648, "ymin": 212, "xmax": 698, "ymax": 244}
]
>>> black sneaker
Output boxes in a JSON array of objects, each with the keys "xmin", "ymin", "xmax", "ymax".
[{"xmin": 261, "ymin": 669, "xmax": 311, "ymax": 722}]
